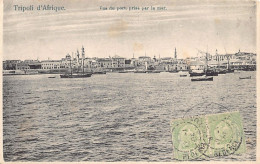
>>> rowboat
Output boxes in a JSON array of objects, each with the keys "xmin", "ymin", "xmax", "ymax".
[{"xmin": 239, "ymin": 76, "xmax": 251, "ymax": 79}]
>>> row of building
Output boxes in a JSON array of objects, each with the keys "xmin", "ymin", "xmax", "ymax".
[{"xmin": 3, "ymin": 48, "xmax": 257, "ymax": 72}]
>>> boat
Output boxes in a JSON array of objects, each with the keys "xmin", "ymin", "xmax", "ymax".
[
  {"xmin": 119, "ymin": 71, "xmax": 127, "ymax": 73},
  {"xmin": 190, "ymin": 50, "xmax": 213, "ymax": 81},
  {"xmin": 134, "ymin": 70, "xmax": 146, "ymax": 73},
  {"xmin": 189, "ymin": 70, "xmax": 205, "ymax": 77},
  {"xmin": 48, "ymin": 76, "xmax": 56, "ymax": 78},
  {"xmin": 180, "ymin": 74, "xmax": 187, "ymax": 77},
  {"xmin": 146, "ymin": 70, "xmax": 161, "ymax": 73},
  {"xmin": 191, "ymin": 76, "xmax": 213, "ymax": 81},
  {"xmin": 217, "ymin": 69, "xmax": 226, "ymax": 74},
  {"xmin": 226, "ymin": 69, "xmax": 234, "ymax": 73},
  {"xmin": 92, "ymin": 71, "xmax": 106, "ymax": 74},
  {"xmin": 239, "ymin": 76, "xmax": 251, "ymax": 79},
  {"xmin": 206, "ymin": 70, "xmax": 218, "ymax": 76},
  {"xmin": 169, "ymin": 70, "xmax": 178, "ymax": 73},
  {"xmin": 189, "ymin": 69, "xmax": 218, "ymax": 76},
  {"xmin": 60, "ymin": 46, "xmax": 92, "ymax": 78},
  {"xmin": 60, "ymin": 73, "xmax": 92, "ymax": 78}
]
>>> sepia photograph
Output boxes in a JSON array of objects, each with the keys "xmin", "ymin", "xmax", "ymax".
[{"xmin": 1, "ymin": 0, "xmax": 258, "ymax": 162}]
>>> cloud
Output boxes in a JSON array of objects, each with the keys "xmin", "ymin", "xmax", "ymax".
[{"xmin": 3, "ymin": 0, "xmax": 256, "ymax": 60}]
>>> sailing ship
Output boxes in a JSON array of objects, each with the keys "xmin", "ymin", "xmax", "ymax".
[
  {"xmin": 60, "ymin": 46, "xmax": 92, "ymax": 78},
  {"xmin": 191, "ymin": 50, "xmax": 214, "ymax": 81}
]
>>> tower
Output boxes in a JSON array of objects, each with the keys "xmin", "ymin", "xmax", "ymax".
[
  {"xmin": 82, "ymin": 46, "xmax": 85, "ymax": 59},
  {"xmin": 76, "ymin": 49, "xmax": 80, "ymax": 63},
  {"xmin": 174, "ymin": 47, "xmax": 177, "ymax": 59}
]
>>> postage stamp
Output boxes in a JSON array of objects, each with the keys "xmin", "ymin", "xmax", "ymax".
[{"xmin": 170, "ymin": 111, "xmax": 246, "ymax": 161}]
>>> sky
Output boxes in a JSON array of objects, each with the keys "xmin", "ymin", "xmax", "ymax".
[{"xmin": 3, "ymin": 0, "xmax": 257, "ymax": 60}]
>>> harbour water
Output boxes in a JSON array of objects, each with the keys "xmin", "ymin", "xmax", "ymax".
[{"xmin": 3, "ymin": 71, "xmax": 256, "ymax": 161}]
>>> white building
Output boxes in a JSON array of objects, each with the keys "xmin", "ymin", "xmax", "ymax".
[{"xmin": 41, "ymin": 60, "xmax": 61, "ymax": 69}]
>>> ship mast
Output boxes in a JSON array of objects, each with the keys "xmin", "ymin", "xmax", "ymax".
[
  {"xmin": 224, "ymin": 47, "xmax": 229, "ymax": 70},
  {"xmin": 205, "ymin": 53, "xmax": 208, "ymax": 74},
  {"xmin": 82, "ymin": 46, "xmax": 85, "ymax": 74},
  {"xmin": 77, "ymin": 49, "xmax": 80, "ymax": 73},
  {"xmin": 69, "ymin": 53, "xmax": 72, "ymax": 76}
]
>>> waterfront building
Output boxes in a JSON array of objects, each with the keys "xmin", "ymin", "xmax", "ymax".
[
  {"xmin": 112, "ymin": 55, "xmax": 125, "ymax": 68},
  {"xmin": 125, "ymin": 59, "xmax": 133, "ymax": 68},
  {"xmin": 26, "ymin": 60, "xmax": 41, "ymax": 69},
  {"xmin": 130, "ymin": 57, "xmax": 138, "ymax": 67},
  {"xmin": 160, "ymin": 57, "xmax": 173, "ymax": 63},
  {"xmin": 41, "ymin": 60, "xmax": 61, "ymax": 69},
  {"xmin": 235, "ymin": 50, "xmax": 256, "ymax": 61},
  {"xmin": 16, "ymin": 60, "xmax": 41, "ymax": 70},
  {"xmin": 3, "ymin": 60, "xmax": 21, "ymax": 70},
  {"xmin": 189, "ymin": 60, "xmax": 205, "ymax": 70},
  {"xmin": 60, "ymin": 54, "xmax": 78, "ymax": 69},
  {"xmin": 176, "ymin": 59, "xmax": 188, "ymax": 70},
  {"xmin": 96, "ymin": 58, "xmax": 113, "ymax": 68},
  {"xmin": 16, "ymin": 62, "xmax": 30, "ymax": 70},
  {"xmin": 138, "ymin": 56, "xmax": 151, "ymax": 66}
]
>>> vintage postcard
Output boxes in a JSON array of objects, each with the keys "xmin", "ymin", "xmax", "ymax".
[{"xmin": 0, "ymin": 0, "xmax": 259, "ymax": 163}]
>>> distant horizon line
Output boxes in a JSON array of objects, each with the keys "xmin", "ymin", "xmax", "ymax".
[{"xmin": 3, "ymin": 50, "xmax": 257, "ymax": 62}]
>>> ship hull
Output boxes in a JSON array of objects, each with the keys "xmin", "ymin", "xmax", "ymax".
[
  {"xmin": 191, "ymin": 77, "xmax": 213, "ymax": 81},
  {"xmin": 60, "ymin": 73, "xmax": 92, "ymax": 78}
]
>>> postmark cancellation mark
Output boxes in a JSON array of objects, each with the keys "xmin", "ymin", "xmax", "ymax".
[{"xmin": 170, "ymin": 111, "xmax": 245, "ymax": 161}]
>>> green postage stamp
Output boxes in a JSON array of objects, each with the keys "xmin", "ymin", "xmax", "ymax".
[{"xmin": 170, "ymin": 111, "xmax": 246, "ymax": 161}]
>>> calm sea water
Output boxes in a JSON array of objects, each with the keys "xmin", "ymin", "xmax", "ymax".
[{"xmin": 3, "ymin": 71, "xmax": 256, "ymax": 161}]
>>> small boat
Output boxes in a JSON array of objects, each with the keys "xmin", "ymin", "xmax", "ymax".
[
  {"xmin": 189, "ymin": 72, "xmax": 205, "ymax": 77},
  {"xmin": 191, "ymin": 75, "xmax": 213, "ymax": 81},
  {"xmin": 217, "ymin": 69, "xmax": 226, "ymax": 74},
  {"xmin": 206, "ymin": 70, "xmax": 218, "ymax": 76},
  {"xmin": 146, "ymin": 70, "xmax": 161, "ymax": 73},
  {"xmin": 226, "ymin": 69, "xmax": 234, "ymax": 73},
  {"xmin": 180, "ymin": 74, "xmax": 187, "ymax": 77},
  {"xmin": 60, "ymin": 73, "xmax": 92, "ymax": 78},
  {"xmin": 239, "ymin": 76, "xmax": 251, "ymax": 79},
  {"xmin": 169, "ymin": 70, "xmax": 178, "ymax": 73},
  {"xmin": 48, "ymin": 76, "xmax": 56, "ymax": 78},
  {"xmin": 93, "ymin": 71, "xmax": 106, "ymax": 74},
  {"xmin": 134, "ymin": 70, "xmax": 146, "ymax": 73},
  {"xmin": 119, "ymin": 71, "xmax": 127, "ymax": 73}
]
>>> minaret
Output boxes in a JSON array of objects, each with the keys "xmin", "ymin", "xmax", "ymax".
[
  {"xmin": 76, "ymin": 49, "xmax": 80, "ymax": 64},
  {"xmin": 82, "ymin": 46, "xmax": 85, "ymax": 59},
  {"xmin": 174, "ymin": 47, "xmax": 177, "ymax": 59},
  {"xmin": 215, "ymin": 49, "xmax": 218, "ymax": 61}
]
